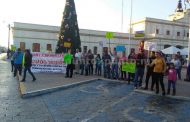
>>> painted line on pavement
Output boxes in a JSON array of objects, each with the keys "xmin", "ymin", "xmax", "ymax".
[{"xmin": 19, "ymin": 82, "xmax": 26, "ymax": 95}]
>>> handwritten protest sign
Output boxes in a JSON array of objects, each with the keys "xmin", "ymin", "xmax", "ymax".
[{"xmin": 31, "ymin": 53, "xmax": 66, "ymax": 73}]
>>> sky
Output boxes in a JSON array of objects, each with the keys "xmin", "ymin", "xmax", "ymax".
[{"xmin": 0, "ymin": 0, "xmax": 186, "ymax": 47}]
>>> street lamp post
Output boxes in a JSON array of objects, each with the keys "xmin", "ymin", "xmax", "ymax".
[
  {"xmin": 8, "ymin": 24, "xmax": 10, "ymax": 50},
  {"xmin": 7, "ymin": 24, "xmax": 11, "ymax": 59},
  {"xmin": 128, "ymin": 0, "xmax": 133, "ymax": 55}
]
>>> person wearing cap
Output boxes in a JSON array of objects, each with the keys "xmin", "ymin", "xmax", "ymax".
[{"xmin": 150, "ymin": 51, "xmax": 166, "ymax": 95}]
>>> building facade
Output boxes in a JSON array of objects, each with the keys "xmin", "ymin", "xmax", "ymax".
[
  {"xmin": 12, "ymin": 22, "xmax": 139, "ymax": 55},
  {"xmin": 132, "ymin": 5, "xmax": 190, "ymax": 50}
]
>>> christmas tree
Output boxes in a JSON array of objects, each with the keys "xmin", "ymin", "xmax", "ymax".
[{"xmin": 56, "ymin": 0, "xmax": 81, "ymax": 54}]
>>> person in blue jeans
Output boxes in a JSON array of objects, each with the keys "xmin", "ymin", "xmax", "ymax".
[
  {"xmin": 171, "ymin": 54, "xmax": 181, "ymax": 80},
  {"xmin": 134, "ymin": 49, "xmax": 145, "ymax": 89},
  {"xmin": 13, "ymin": 48, "xmax": 24, "ymax": 77},
  {"xmin": 102, "ymin": 50, "xmax": 111, "ymax": 78},
  {"xmin": 106, "ymin": 60, "xmax": 111, "ymax": 79},
  {"xmin": 111, "ymin": 61, "xmax": 119, "ymax": 79},
  {"xmin": 21, "ymin": 49, "xmax": 36, "ymax": 82}
]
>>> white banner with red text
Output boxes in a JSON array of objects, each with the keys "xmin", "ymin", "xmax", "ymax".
[{"xmin": 31, "ymin": 53, "xmax": 66, "ymax": 73}]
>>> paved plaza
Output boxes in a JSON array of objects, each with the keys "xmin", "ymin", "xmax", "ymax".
[{"xmin": 1, "ymin": 59, "xmax": 190, "ymax": 121}]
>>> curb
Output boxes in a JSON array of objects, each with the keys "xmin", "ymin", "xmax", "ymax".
[
  {"xmin": 134, "ymin": 89, "xmax": 190, "ymax": 101},
  {"xmin": 20, "ymin": 78, "xmax": 101, "ymax": 98}
]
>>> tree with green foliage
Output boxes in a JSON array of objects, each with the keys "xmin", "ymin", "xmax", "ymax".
[{"xmin": 56, "ymin": 0, "xmax": 81, "ymax": 54}]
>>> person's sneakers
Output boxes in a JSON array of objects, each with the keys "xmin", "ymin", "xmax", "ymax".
[{"xmin": 32, "ymin": 78, "xmax": 36, "ymax": 81}]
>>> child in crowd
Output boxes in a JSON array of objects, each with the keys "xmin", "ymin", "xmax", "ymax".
[{"xmin": 166, "ymin": 63, "xmax": 177, "ymax": 96}]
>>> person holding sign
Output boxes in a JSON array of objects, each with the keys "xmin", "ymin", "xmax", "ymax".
[
  {"xmin": 128, "ymin": 48, "xmax": 136, "ymax": 84},
  {"xmin": 64, "ymin": 49, "xmax": 74, "ymax": 78},
  {"xmin": 144, "ymin": 51, "xmax": 156, "ymax": 90}
]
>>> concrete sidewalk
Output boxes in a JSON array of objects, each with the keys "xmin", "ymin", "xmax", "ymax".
[
  {"xmin": 19, "ymin": 73, "xmax": 103, "ymax": 97},
  {"xmin": 19, "ymin": 69, "xmax": 190, "ymax": 99}
]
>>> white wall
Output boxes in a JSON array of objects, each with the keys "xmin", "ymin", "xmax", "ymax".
[{"xmin": 12, "ymin": 22, "xmax": 140, "ymax": 55}]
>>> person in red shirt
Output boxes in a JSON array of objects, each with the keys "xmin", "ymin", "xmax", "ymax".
[{"xmin": 166, "ymin": 63, "xmax": 177, "ymax": 96}]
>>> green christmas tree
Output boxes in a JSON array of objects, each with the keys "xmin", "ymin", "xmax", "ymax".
[{"xmin": 56, "ymin": 0, "xmax": 81, "ymax": 54}]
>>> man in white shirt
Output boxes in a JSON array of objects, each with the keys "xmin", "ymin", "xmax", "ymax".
[{"xmin": 75, "ymin": 49, "xmax": 81, "ymax": 74}]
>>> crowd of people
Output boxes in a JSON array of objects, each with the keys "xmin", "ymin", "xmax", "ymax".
[
  {"xmin": 9, "ymin": 45, "xmax": 188, "ymax": 96},
  {"xmin": 64, "ymin": 47, "xmax": 187, "ymax": 96}
]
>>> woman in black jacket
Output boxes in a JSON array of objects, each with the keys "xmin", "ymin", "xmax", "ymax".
[{"xmin": 21, "ymin": 49, "xmax": 36, "ymax": 82}]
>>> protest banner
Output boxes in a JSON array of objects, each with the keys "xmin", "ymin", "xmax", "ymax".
[
  {"xmin": 31, "ymin": 53, "xmax": 66, "ymax": 73},
  {"xmin": 122, "ymin": 62, "xmax": 136, "ymax": 73}
]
